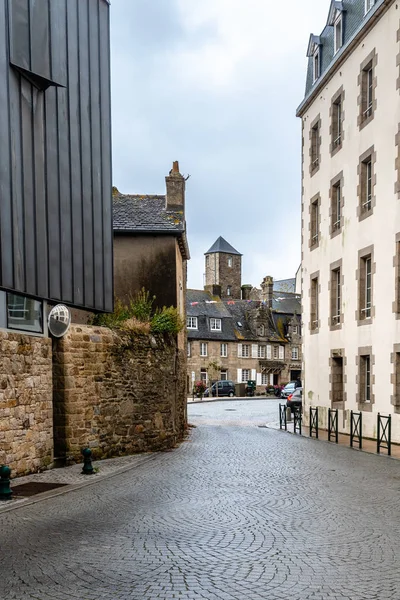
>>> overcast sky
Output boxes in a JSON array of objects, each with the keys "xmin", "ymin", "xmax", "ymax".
[{"xmin": 110, "ymin": 0, "xmax": 329, "ymax": 290}]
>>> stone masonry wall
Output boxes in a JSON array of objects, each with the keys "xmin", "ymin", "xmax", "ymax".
[
  {"xmin": 53, "ymin": 325, "xmax": 186, "ymax": 462},
  {"xmin": 0, "ymin": 332, "xmax": 53, "ymax": 476}
]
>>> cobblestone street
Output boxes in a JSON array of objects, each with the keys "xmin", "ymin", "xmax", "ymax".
[{"xmin": 1, "ymin": 399, "xmax": 400, "ymax": 599}]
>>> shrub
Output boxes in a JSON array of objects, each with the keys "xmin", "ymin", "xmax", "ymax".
[
  {"xmin": 151, "ymin": 306, "xmax": 184, "ymax": 336},
  {"xmin": 128, "ymin": 289, "xmax": 154, "ymax": 322}
]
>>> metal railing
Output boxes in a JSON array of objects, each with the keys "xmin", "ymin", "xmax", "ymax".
[
  {"xmin": 328, "ymin": 408, "xmax": 339, "ymax": 444},
  {"xmin": 279, "ymin": 404, "xmax": 287, "ymax": 431},
  {"xmin": 350, "ymin": 410, "xmax": 362, "ymax": 449},
  {"xmin": 293, "ymin": 407, "xmax": 302, "ymax": 435},
  {"xmin": 377, "ymin": 413, "xmax": 391, "ymax": 456},
  {"xmin": 309, "ymin": 407, "xmax": 319, "ymax": 439}
]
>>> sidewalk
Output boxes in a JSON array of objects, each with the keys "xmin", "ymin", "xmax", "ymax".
[
  {"xmin": 266, "ymin": 418, "xmax": 399, "ymax": 459},
  {"xmin": 0, "ymin": 452, "xmax": 157, "ymax": 513},
  {"xmin": 187, "ymin": 395, "xmax": 270, "ymax": 404}
]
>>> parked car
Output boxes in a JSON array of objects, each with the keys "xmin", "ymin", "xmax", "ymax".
[
  {"xmin": 280, "ymin": 382, "xmax": 297, "ymax": 399},
  {"xmin": 204, "ymin": 380, "xmax": 236, "ymax": 398},
  {"xmin": 287, "ymin": 388, "xmax": 302, "ymax": 413}
]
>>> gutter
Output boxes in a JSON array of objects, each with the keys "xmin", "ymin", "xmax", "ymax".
[{"xmin": 296, "ymin": 0, "xmax": 392, "ymax": 117}]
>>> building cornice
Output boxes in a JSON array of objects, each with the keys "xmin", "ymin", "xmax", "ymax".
[{"xmin": 296, "ymin": 0, "xmax": 393, "ymax": 118}]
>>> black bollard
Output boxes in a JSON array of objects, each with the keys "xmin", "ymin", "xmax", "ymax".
[
  {"xmin": 0, "ymin": 465, "xmax": 12, "ymax": 500},
  {"xmin": 81, "ymin": 448, "xmax": 94, "ymax": 475}
]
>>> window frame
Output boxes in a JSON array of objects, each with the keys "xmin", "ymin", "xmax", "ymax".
[
  {"xmin": 220, "ymin": 343, "xmax": 228, "ymax": 358},
  {"xmin": 227, "ymin": 256, "xmax": 233, "ymax": 268},
  {"xmin": 6, "ymin": 293, "xmax": 44, "ymax": 334},
  {"xmin": 310, "ymin": 273, "xmax": 320, "ymax": 333},
  {"xmin": 258, "ymin": 345, "xmax": 266, "ymax": 359},
  {"xmin": 330, "ymin": 262, "xmax": 342, "ymax": 329},
  {"xmin": 241, "ymin": 369, "xmax": 250, "ymax": 383},
  {"xmin": 200, "ymin": 342, "xmax": 208, "ymax": 357},
  {"xmin": 187, "ymin": 316, "xmax": 198, "ymax": 330},
  {"xmin": 210, "ymin": 318, "xmax": 222, "ymax": 332},
  {"xmin": 313, "ymin": 48, "xmax": 320, "ymax": 83},
  {"xmin": 242, "ymin": 344, "xmax": 250, "ymax": 358},
  {"xmin": 291, "ymin": 347, "xmax": 299, "ymax": 360},
  {"xmin": 334, "ymin": 14, "xmax": 343, "ymax": 55},
  {"xmin": 358, "ymin": 248, "xmax": 374, "ymax": 325}
]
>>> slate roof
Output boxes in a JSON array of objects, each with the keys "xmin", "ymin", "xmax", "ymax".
[
  {"xmin": 273, "ymin": 278, "xmax": 296, "ymax": 293},
  {"xmin": 298, "ymin": 0, "xmax": 384, "ymax": 112},
  {"xmin": 272, "ymin": 291, "xmax": 301, "ymax": 315},
  {"xmin": 205, "ymin": 236, "xmax": 242, "ymax": 256},
  {"xmin": 186, "ymin": 290, "xmax": 295, "ymax": 343},
  {"xmin": 113, "ymin": 193, "xmax": 185, "ymax": 233},
  {"xmin": 187, "ymin": 290, "xmax": 237, "ymax": 341}
]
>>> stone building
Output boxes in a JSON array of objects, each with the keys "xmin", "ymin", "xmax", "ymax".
[
  {"xmin": 297, "ymin": 0, "xmax": 400, "ymax": 440},
  {"xmin": 113, "ymin": 161, "xmax": 190, "ymax": 353},
  {"xmin": 187, "ymin": 238, "xmax": 301, "ymax": 392}
]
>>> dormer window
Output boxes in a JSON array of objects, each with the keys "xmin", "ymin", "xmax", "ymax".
[
  {"xmin": 334, "ymin": 15, "xmax": 343, "ymax": 54},
  {"xmin": 313, "ymin": 48, "xmax": 320, "ymax": 83},
  {"xmin": 365, "ymin": 0, "xmax": 375, "ymax": 14}
]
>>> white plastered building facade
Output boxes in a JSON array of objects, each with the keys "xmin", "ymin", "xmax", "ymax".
[{"xmin": 298, "ymin": 0, "xmax": 400, "ymax": 440}]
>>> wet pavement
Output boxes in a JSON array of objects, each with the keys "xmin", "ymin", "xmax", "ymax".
[{"xmin": 1, "ymin": 399, "xmax": 399, "ymax": 599}]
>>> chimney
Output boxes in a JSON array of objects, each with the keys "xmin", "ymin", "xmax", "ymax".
[
  {"xmin": 166, "ymin": 161, "xmax": 185, "ymax": 212},
  {"xmin": 241, "ymin": 284, "xmax": 252, "ymax": 300},
  {"xmin": 261, "ymin": 276, "xmax": 274, "ymax": 308}
]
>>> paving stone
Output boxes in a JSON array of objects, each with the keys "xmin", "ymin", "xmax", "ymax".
[{"xmin": 0, "ymin": 399, "xmax": 399, "ymax": 599}]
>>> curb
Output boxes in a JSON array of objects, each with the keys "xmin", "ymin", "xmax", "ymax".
[{"xmin": 0, "ymin": 453, "xmax": 159, "ymax": 515}]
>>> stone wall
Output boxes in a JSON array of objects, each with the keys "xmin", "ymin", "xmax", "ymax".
[
  {"xmin": 0, "ymin": 332, "xmax": 53, "ymax": 475},
  {"xmin": 53, "ymin": 325, "xmax": 187, "ymax": 462}
]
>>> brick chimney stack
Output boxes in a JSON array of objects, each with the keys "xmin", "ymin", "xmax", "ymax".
[
  {"xmin": 166, "ymin": 161, "xmax": 185, "ymax": 212},
  {"xmin": 261, "ymin": 276, "xmax": 274, "ymax": 308}
]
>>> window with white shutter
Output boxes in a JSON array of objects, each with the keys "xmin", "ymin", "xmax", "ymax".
[
  {"xmin": 279, "ymin": 346, "xmax": 285, "ymax": 360},
  {"xmin": 238, "ymin": 343, "xmax": 243, "ymax": 358},
  {"xmin": 252, "ymin": 344, "xmax": 258, "ymax": 358},
  {"xmin": 266, "ymin": 345, "xmax": 272, "ymax": 359}
]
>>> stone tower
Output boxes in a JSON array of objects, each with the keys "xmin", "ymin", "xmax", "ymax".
[{"xmin": 204, "ymin": 237, "xmax": 242, "ymax": 299}]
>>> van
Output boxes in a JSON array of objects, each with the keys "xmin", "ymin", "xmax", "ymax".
[{"xmin": 204, "ymin": 380, "xmax": 236, "ymax": 398}]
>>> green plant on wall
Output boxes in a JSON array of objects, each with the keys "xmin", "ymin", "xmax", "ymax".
[{"xmin": 90, "ymin": 288, "xmax": 184, "ymax": 337}]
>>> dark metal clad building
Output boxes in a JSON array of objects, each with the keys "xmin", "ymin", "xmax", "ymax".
[{"xmin": 0, "ymin": 0, "xmax": 113, "ymax": 313}]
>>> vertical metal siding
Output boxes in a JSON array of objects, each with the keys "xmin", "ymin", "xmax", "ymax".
[{"xmin": 0, "ymin": 0, "xmax": 113, "ymax": 312}]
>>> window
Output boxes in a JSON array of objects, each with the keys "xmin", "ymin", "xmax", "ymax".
[
  {"xmin": 358, "ymin": 147, "xmax": 375, "ymax": 219},
  {"xmin": 331, "ymin": 356, "xmax": 344, "ymax": 405},
  {"xmin": 330, "ymin": 265, "xmax": 342, "ymax": 327},
  {"xmin": 258, "ymin": 345, "xmax": 266, "ymax": 358},
  {"xmin": 291, "ymin": 347, "xmax": 299, "ymax": 360},
  {"xmin": 241, "ymin": 369, "xmax": 250, "ymax": 382},
  {"xmin": 359, "ymin": 255, "xmax": 372, "ymax": 321},
  {"xmin": 241, "ymin": 344, "xmax": 250, "ymax": 358},
  {"xmin": 365, "ymin": 0, "xmax": 375, "ymax": 14},
  {"xmin": 206, "ymin": 255, "xmax": 210, "ymax": 267},
  {"xmin": 220, "ymin": 369, "xmax": 228, "ymax": 381},
  {"xmin": 200, "ymin": 368, "xmax": 207, "ymax": 383},
  {"xmin": 210, "ymin": 318, "xmax": 222, "ymax": 331},
  {"xmin": 221, "ymin": 343, "xmax": 228, "ymax": 358},
  {"xmin": 332, "ymin": 97, "xmax": 342, "ymax": 150},
  {"xmin": 334, "ymin": 16, "xmax": 343, "ymax": 54},
  {"xmin": 227, "ymin": 286, "xmax": 232, "ymax": 297},
  {"xmin": 273, "ymin": 346, "xmax": 278, "ymax": 359},
  {"xmin": 187, "ymin": 343, "xmax": 191, "ymax": 358},
  {"xmin": 266, "ymin": 345, "xmax": 272, "ymax": 359},
  {"xmin": 227, "ymin": 256, "xmax": 233, "ymax": 267},
  {"xmin": 187, "ymin": 317, "xmax": 198, "ymax": 330},
  {"xmin": 331, "ymin": 180, "xmax": 342, "ymax": 233},
  {"xmin": 310, "ymin": 195, "xmax": 320, "ymax": 248},
  {"xmin": 7, "ymin": 294, "xmax": 43, "ymax": 333},
  {"xmin": 359, "ymin": 355, "xmax": 371, "ymax": 403},
  {"xmin": 359, "ymin": 51, "xmax": 376, "ymax": 129},
  {"xmin": 310, "ymin": 274, "xmax": 319, "ymax": 332},
  {"xmin": 258, "ymin": 325, "xmax": 265, "ymax": 336},
  {"xmin": 313, "ymin": 48, "xmax": 320, "ymax": 83},
  {"xmin": 261, "ymin": 373, "xmax": 269, "ymax": 385},
  {"xmin": 311, "ymin": 122, "xmax": 320, "ymax": 173},
  {"xmin": 292, "ymin": 325, "xmax": 298, "ymax": 335},
  {"xmin": 279, "ymin": 346, "xmax": 284, "ymax": 360},
  {"xmin": 200, "ymin": 342, "xmax": 208, "ymax": 357}
]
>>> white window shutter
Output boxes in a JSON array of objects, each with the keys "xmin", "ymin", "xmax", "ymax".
[
  {"xmin": 267, "ymin": 345, "xmax": 272, "ymax": 359},
  {"xmin": 252, "ymin": 344, "xmax": 258, "ymax": 358},
  {"xmin": 237, "ymin": 369, "xmax": 242, "ymax": 383},
  {"xmin": 256, "ymin": 372, "xmax": 262, "ymax": 385},
  {"xmin": 238, "ymin": 343, "xmax": 243, "ymax": 358},
  {"xmin": 251, "ymin": 369, "xmax": 256, "ymax": 381},
  {"xmin": 270, "ymin": 373, "xmax": 274, "ymax": 385},
  {"xmin": 279, "ymin": 346, "xmax": 284, "ymax": 360}
]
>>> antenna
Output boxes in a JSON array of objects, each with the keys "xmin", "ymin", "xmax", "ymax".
[{"xmin": 48, "ymin": 304, "xmax": 71, "ymax": 338}]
